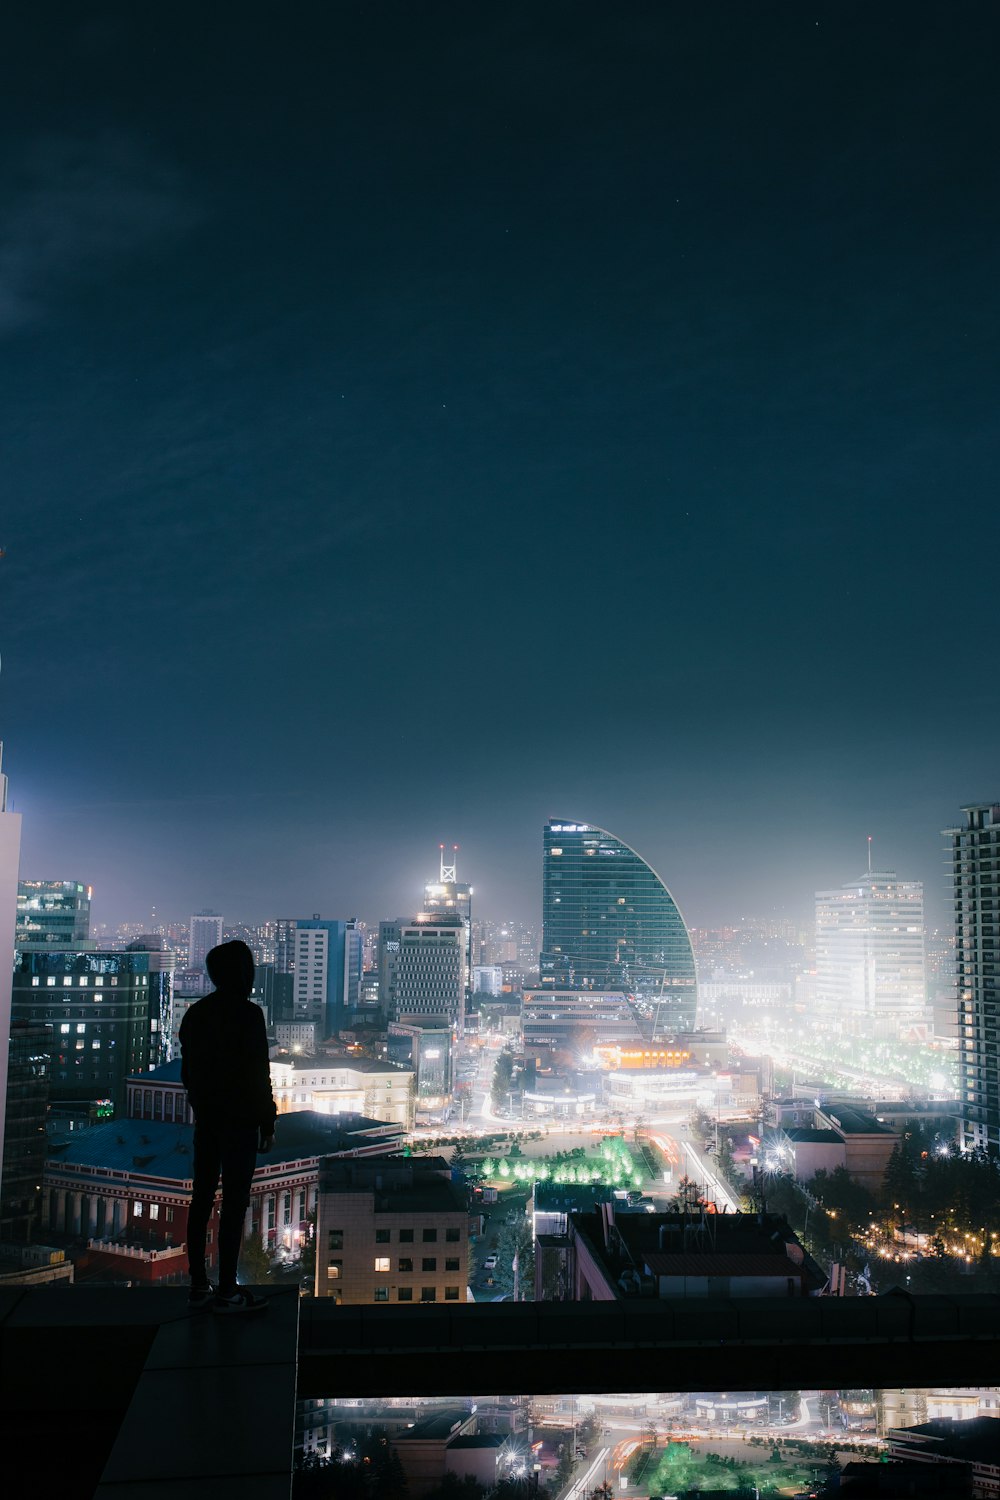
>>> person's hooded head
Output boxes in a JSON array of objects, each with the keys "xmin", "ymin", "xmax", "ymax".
[{"xmin": 205, "ymin": 939, "xmax": 255, "ymax": 998}]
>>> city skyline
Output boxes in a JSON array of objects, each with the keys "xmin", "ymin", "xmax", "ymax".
[{"xmin": 9, "ymin": 815, "xmax": 970, "ymax": 936}]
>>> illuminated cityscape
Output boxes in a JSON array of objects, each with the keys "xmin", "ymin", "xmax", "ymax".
[{"xmin": 2, "ymin": 6, "xmax": 1000, "ymax": 1497}]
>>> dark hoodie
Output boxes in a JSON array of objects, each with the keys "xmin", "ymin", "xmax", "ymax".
[{"xmin": 179, "ymin": 940, "xmax": 277, "ymax": 1133}]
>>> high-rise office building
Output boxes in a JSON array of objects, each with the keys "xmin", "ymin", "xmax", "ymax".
[
  {"xmin": 125, "ymin": 935, "xmax": 176, "ymax": 1068},
  {"xmin": 946, "ymin": 803, "xmax": 1000, "ymax": 1152},
  {"xmin": 377, "ymin": 918, "xmax": 407, "ymax": 1021},
  {"xmin": 16, "ymin": 881, "xmax": 92, "ymax": 948},
  {"xmin": 815, "ymin": 871, "xmax": 926, "ymax": 1039},
  {"xmin": 423, "ymin": 845, "xmax": 473, "ymax": 1005},
  {"xmin": 12, "ymin": 950, "xmax": 156, "ymax": 1117},
  {"xmin": 540, "ymin": 820, "xmax": 697, "ymax": 1034},
  {"xmin": 391, "ymin": 912, "xmax": 467, "ymax": 1035},
  {"xmin": 292, "ymin": 918, "xmax": 363, "ymax": 1039},
  {"xmin": 0, "ymin": 746, "xmax": 24, "ymax": 1216},
  {"xmin": 188, "ymin": 911, "xmax": 223, "ymax": 973}
]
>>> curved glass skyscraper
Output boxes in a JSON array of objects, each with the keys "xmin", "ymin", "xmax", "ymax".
[{"xmin": 541, "ymin": 820, "xmax": 698, "ymax": 1033}]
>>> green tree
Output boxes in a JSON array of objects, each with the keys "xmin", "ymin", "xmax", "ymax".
[
  {"xmin": 238, "ymin": 1229, "xmax": 271, "ymax": 1284},
  {"xmin": 668, "ymin": 1174, "xmax": 702, "ymax": 1210}
]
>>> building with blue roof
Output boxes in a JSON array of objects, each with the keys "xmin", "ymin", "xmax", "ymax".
[{"xmin": 43, "ymin": 1108, "xmax": 404, "ymax": 1282}]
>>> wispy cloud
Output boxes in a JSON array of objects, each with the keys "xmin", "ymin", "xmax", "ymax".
[{"xmin": 0, "ymin": 132, "xmax": 199, "ymax": 332}]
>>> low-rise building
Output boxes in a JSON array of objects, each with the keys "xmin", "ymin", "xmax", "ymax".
[
  {"xmin": 557, "ymin": 1208, "xmax": 826, "ymax": 1302},
  {"xmin": 782, "ymin": 1126, "xmax": 846, "ymax": 1181},
  {"xmin": 274, "ymin": 1022, "xmax": 317, "ymax": 1053},
  {"xmin": 270, "ymin": 1055, "xmax": 415, "ymax": 1128},
  {"xmin": 888, "ymin": 1417, "xmax": 1000, "ymax": 1499},
  {"xmin": 315, "ymin": 1155, "xmax": 468, "ymax": 1305},
  {"xmin": 772, "ymin": 1098, "xmax": 901, "ymax": 1189},
  {"xmin": 390, "ymin": 1409, "xmax": 477, "ymax": 1497},
  {"xmin": 42, "ymin": 1110, "xmax": 403, "ymax": 1281},
  {"xmin": 815, "ymin": 1103, "xmax": 899, "ymax": 1189}
]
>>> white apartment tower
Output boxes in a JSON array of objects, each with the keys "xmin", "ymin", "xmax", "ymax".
[
  {"xmin": 815, "ymin": 869, "xmax": 926, "ymax": 1040},
  {"xmin": 188, "ymin": 911, "xmax": 223, "ymax": 972}
]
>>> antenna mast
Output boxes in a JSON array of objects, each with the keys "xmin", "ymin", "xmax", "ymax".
[
  {"xmin": 439, "ymin": 843, "xmax": 458, "ymax": 883},
  {"xmin": 867, "ymin": 834, "xmax": 872, "ymax": 875}
]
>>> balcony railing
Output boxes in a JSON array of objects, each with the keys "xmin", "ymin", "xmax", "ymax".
[{"xmin": 1, "ymin": 1286, "xmax": 998, "ymax": 1498}]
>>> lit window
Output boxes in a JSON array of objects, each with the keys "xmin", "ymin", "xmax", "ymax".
[
  {"xmin": 46, "ymin": 977, "xmax": 56, "ymax": 987},
  {"xmin": 77, "ymin": 1023, "xmax": 86, "ymax": 1033},
  {"xmin": 78, "ymin": 976, "xmax": 88, "ymax": 987},
  {"xmin": 374, "ymin": 1257, "xmax": 390, "ymax": 1272},
  {"xmin": 327, "ymin": 1261, "xmax": 342, "ymax": 1279},
  {"xmin": 149, "ymin": 1204, "xmax": 159, "ymax": 1221},
  {"xmin": 60, "ymin": 1023, "xmax": 70, "ymax": 1034},
  {"xmin": 31, "ymin": 976, "xmax": 40, "ymax": 987},
  {"xmin": 134, "ymin": 1202, "xmax": 144, "ymax": 1216},
  {"xmin": 95, "ymin": 977, "xmax": 104, "ymax": 987}
]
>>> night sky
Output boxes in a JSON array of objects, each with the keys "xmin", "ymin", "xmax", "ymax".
[{"xmin": 2, "ymin": 5, "xmax": 998, "ymax": 931}]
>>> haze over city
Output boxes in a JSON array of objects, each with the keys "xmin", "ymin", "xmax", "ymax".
[{"xmin": 3, "ymin": 6, "xmax": 998, "ymax": 930}]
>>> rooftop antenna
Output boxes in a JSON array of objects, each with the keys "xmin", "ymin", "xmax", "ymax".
[
  {"xmin": 439, "ymin": 843, "xmax": 458, "ymax": 883},
  {"xmin": 867, "ymin": 834, "xmax": 872, "ymax": 875}
]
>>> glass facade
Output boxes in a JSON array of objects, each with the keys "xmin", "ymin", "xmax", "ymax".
[
  {"xmin": 16, "ymin": 880, "xmax": 91, "ymax": 947},
  {"xmin": 541, "ymin": 821, "xmax": 697, "ymax": 1031},
  {"xmin": 947, "ymin": 803, "xmax": 1000, "ymax": 1152}
]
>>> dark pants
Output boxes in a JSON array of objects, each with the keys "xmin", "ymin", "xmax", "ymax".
[{"xmin": 187, "ymin": 1120, "xmax": 258, "ymax": 1292}]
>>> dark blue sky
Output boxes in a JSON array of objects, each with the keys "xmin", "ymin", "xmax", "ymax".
[{"xmin": 2, "ymin": 4, "xmax": 998, "ymax": 931}]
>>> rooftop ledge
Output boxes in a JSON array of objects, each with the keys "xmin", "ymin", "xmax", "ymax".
[{"xmin": 1, "ymin": 1287, "xmax": 999, "ymax": 1498}]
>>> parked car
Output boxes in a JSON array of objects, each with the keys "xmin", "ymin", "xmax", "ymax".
[{"xmin": 484, "ymin": 1254, "xmax": 498, "ymax": 1271}]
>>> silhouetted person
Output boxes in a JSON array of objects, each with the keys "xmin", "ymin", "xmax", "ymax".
[{"xmin": 180, "ymin": 939, "xmax": 276, "ymax": 1312}]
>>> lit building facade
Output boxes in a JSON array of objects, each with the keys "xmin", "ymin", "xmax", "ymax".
[
  {"xmin": 16, "ymin": 880, "xmax": 92, "ymax": 948},
  {"xmin": 391, "ymin": 913, "xmax": 467, "ymax": 1035},
  {"xmin": 541, "ymin": 821, "xmax": 697, "ymax": 1034},
  {"xmin": 472, "ymin": 965, "xmax": 504, "ymax": 997},
  {"xmin": 423, "ymin": 845, "xmax": 473, "ymax": 1005},
  {"xmin": 42, "ymin": 1105, "xmax": 404, "ymax": 1281},
  {"xmin": 315, "ymin": 1155, "xmax": 468, "ymax": 1305},
  {"xmin": 292, "ymin": 918, "xmax": 363, "ymax": 1039},
  {"xmin": 521, "ymin": 988, "xmax": 643, "ymax": 1066},
  {"xmin": 814, "ymin": 871, "xmax": 926, "ymax": 1039},
  {"xmin": 270, "ymin": 1056, "xmax": 415, "ymax": 1129},
  {"xmin": 946, "ymin": 803, "xmax": 1000, "ymax": 1151},
  {"xmin": 125, "ymin": 935, "xmax": 175, "ymax": 1068},
  {"xmin": 12, "ymin": 950, "xmax": 156, "ymax": 1116}
]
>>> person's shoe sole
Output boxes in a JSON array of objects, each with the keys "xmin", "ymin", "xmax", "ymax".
[{"xmin": 188, "ymin": 1285, "xmax": 214, "ymax": 1310}]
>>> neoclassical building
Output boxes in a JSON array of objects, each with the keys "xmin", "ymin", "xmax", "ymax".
[{"xmin": 42, "ymin": 1064, "xmax": 404, "ymax": 1282}]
